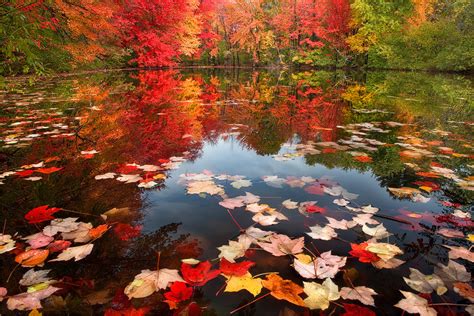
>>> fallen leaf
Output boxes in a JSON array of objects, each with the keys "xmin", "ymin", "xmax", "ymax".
[
  {"xmin": 164, "ymin": 282, "xmax": 193, "ymax": 308},
  {"xmin": 187, "ymin": 180, "xmax": 224, "ymax": 195},
  {"xmin": 61, "ymin": 222, "xmax": 93, "ymax": 243},
  {"xmin": 362, "ymin": 223, "xmax": 391, "ymax": 239},
  {"xmin": 306, "ymin": 225, "xmax": 337, "ymax": 240},
  {"xmin": 7, "ymin": 286, "xmax": 59, "ymax": 311},
  {"xmin": 89, "ymin": 224, "xmax": 109, "ymax": 239},
  {"xmin": 224, "ymin": 272, "xmax": 263, "ymax": 296},
  {"xmin": 219, "ymin": 258, "xmax": 255, "ymax": 277},
  {"xmin": 252, "ymin": 213, "xmax": 278, "ymax": 226},
  {"xmin": 257, "ymin": 234, "xmax": 304, "ymax": 257},
  {"xmin": 340, "ymin": 286, "xmax": 377, "ymax": 306},
  {"xmin": 15, "ymin": 249, "xmax": 49, "ymax": 267},
  {"xmin": 218, "ymin": 238, "xmax": 251, "ymax": 262},
  {"xmin": 230, "ymin": 179, "xmax": 252, "ymax": 189},
  {"xmin": 303, "ymin": 278, "xmax": 340, "ymax": 310},
  {"xmin": 19, "ymin": 269, "xmax": 52, "ymax": 286},
  {"xmin": 445, "ymin": 245, "xmax": 474, "ymax": 262},
  {"xmin": 434, "ymin": 260, "xmax": 471, "ymax": 286},
  {"xmin": 125, "ymin": 269, "xmax": 184, "ymax": 299},
  {"xmin": 181, "ymin": 261, "xmax": 220, "ymax": 286},
  {"xmin": 47, "ymin": 240, "xmax": 71, "ymax": 253},
  {"xmin": 282, "ymin": 199, "xmax": 298, "ymax": 209},
  {"xmin": 50, "ymin": 244, "xmax": 93, "ymax": 262},
  {"xmin": 43, "ymin": 218, "xmax": 80, "ymax": 237},
  {"xmin": 403, "ymin": 268, "xmax": 447, "ymax": 295},
  {"xmin": 262, "ymin": 273, "xmax": 305, "ymax": 307},
  {"xmin": 394, "ymin": 291, "xmax": 437, "ymax": 316},
  {"xmin": 365, "ymin": 242, "xmax": 403, "ymax": 262},
  {"xmin": 453, "ymin": 282, "xmax": 474, "ymax": 303},
  {"xmin": 349, "ymin": 243, "xmax": 380, "ymax": 263},
  {"xmin": 24, "ymin": 205, "xmax": 61, "ymax": 224},
  {"xmin": 24, "ymin": 233, "xmax": 53, "ymax": 249}
]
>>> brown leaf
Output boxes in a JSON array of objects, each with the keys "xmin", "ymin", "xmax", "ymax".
[{"xmin": 262, "ymin": 273, "xmax": 305, "ymax": 307}]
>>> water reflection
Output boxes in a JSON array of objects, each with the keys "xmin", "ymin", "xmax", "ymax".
[{"xmin": 0, "ymin": 69, "xmax": 472, "ymax": 315}]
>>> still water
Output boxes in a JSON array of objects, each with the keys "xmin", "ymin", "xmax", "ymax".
[{"xmin": 0, "ymin": 69, "xmax": 472, "ymax": 315}]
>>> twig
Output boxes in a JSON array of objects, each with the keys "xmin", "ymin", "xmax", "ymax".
[{"xmin": 230, "ymin": 292, "xmax": 271, "ymax": 314}]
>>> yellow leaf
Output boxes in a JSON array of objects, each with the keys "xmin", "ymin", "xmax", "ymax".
[
  {"xmin": 225, "ymin": 272, "xmax": 263, "ymax": 297},
  {"xmin": 295, "ymin": 253, "xmax": 312, "ymax": 264},
  {"xmin": 467, "ymin": 234, "xmax": 474, "ymax": 243},
  {"xmin": 29, "ymin": 309, "xmax": 42, "ymax": 316}
]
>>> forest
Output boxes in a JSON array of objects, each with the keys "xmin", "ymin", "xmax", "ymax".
[{"xmin": 1, "ymin": 0, "xmax": 473, "ymax": 76}]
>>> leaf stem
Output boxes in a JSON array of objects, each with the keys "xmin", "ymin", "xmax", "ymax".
[{"xmin": 230, "ymin": 292, "xmax": 271, "ymax": 314}]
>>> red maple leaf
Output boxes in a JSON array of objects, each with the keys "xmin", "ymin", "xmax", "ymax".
[
  {"xmin": 341, "ymin": 303, "xmax": 376, "ymax": 316},
  {"xmin": 24, "ymin": 205, "xmax": 62, "ymax": 224},
  {"xmin": 349, "ymin": 243, "xmax": 380, "ymax": 263},
  {"xmin": 219, "ymin": 258, "xmax": 255, "ymax": 277},
  {"xmin": 113, "ymin": 223, "xmax": 142, "ymax": 241},
  {"xmin": 16, "ymin": 170, "xmax": 35, "ymax": 177},
  {"xmin": 36, "ymin": 167, "xmax": 62, "ymax": 174},
  {"xmin": 305, "ymin": 205, "xmax": 326, "ymax": 213},
  {"xmin": 164, "ymin": 281, "xmax": 193, "ymax": 307},
  {"xmin": 47, "ymin": 240, "xmax": 71, "ymax": 252},
  {"xmin": 181, "ymin": 261, "xmax": 220, "ymax": 286}
]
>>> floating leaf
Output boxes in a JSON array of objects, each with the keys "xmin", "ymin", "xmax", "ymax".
[
  {"xmin": 24, "ymin": 205, "xmax": 61, "ymax": 224},
  {"xmin": 257, "ymin": 234, "xmax": 304, "ymax": 257},
  {"xmin": 303, "ymin": 278, "xmax": 340, "ymax": 310},
  {"xmin": 50, "ymin": 244, "xmax": 93, "ymax": 262},
  {"xmin": 349, "ymin": 243, "xmax": 380, "ymax": 263},
  {"xmin": 181, "ymin": 261, "xmax": 220, "ymax": 286},
  {"xmin": 306, "ymin": 225, "xmax": 337, "ymax": 240},
  {"xmin": 219, "ymin": 258, "xmax": 255, "ymax": 277},
  {"xmin": 340, "ymin": 286, "xmax": 377, "ymax": 306},
  {"xmin": 15, "ymin": 249, "xmax": 49, "ymax": 267},
  {"xmin": 394, "ymin": 291, "xmax": 436, "ymax": 316},
  {"xmin": 403, "ymin": 268, "xmax": 447, "ymax": 295},
  {"xmin": 7, "ymin": 286, "xmax": 59, "ymax": 311},
  {"xmin": 224, "ymin": 272, "xmax": 263, "ymax": 296},
  {"xmin": 262, "ymin": 273, "xmax": 305, "ymax": 307}
]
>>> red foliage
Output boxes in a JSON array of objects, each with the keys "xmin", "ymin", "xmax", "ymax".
[
  {"xmin": 24, "ymin": 205, "xmax": 62, "ymax": 224},
  {"xmin": 349, "ymin": 243, "xmax": 380, "ymax": 263},
  {"xmin": 47, "ymin": 240, "xmax": 71, "ymax": 253},
  {"xmin": 181, "ymin": 261, "xmax": 220, "ymax": 286},
  {"xmin": 164, "ymin": 281, "xmax": 193, "ymax": 308},
  {"xmin": 115, "ymin": 0, "xmax": 189, "ymax": 67},
  {"xmin": 219, "ymin": 258, "xmax": 255, "ymax": 277},
  {"xmin": 105, "ymin": 307, "xmax": 151, "ymax": 316},
  {"xmin": 113, "ymin": 223, "xmax": 142, "ymax": 241},
  {"xmin": 341, "ymin": 303, "xmax": 376, "ymax": 316},
  {"xmin": 305, "ymin": 205, "xmax": 326, "ymax": 213}
]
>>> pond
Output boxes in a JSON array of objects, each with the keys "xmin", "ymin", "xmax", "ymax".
[{"xmin": 0, "ymin": 69, "xmax": 472, "ymax": 315}]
